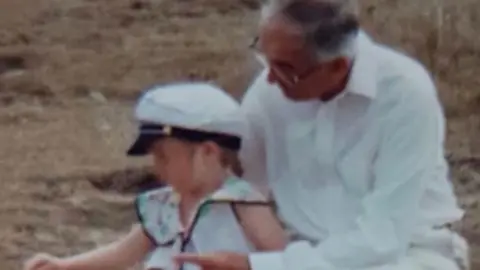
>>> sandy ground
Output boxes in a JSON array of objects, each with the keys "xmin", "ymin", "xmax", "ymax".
[{"xmin": 0, "ymin": 0, "xmax": 479, "ymax": 269}]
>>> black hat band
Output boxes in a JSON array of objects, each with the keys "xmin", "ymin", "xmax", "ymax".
[{"xmin": 140, "ymin": 124, "xmax": 242, "ymax": 151}]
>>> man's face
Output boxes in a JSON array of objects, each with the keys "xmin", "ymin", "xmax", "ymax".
[{"xmin": 256, "ymin": 17, "xmax": 350, "ymax": 101}]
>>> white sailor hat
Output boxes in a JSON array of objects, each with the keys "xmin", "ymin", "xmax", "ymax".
[{"xmin": 127, "ymin": 82, "xmax": 246, "ymax": 156}]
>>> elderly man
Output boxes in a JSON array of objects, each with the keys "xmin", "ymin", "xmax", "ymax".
[{"xmin": 175, "ymin": 0, "xmax": 470, "ymax": 270}]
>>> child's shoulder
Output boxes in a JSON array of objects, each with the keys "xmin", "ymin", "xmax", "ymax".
[{"xmin": 211, "ymin": 177, "xmax": 270, "ymax": 203}]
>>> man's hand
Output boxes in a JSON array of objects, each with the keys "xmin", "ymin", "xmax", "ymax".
[{"xmin": 173, "ymin": 252, "xmax": 250, "ymax": 270}]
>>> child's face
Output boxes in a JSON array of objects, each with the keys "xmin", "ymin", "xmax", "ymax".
[{"xmin": 149, "ymin": 138, "xmax": 225, "ymax": 194}]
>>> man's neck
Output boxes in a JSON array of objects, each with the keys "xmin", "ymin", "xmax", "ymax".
[
  {"xmin": 320, "ymin": 61, "xmax": 354, "ymax": 102},
  {"xmin": 320, "ymin": 84, "xmax": 346, "ymax": 101}
]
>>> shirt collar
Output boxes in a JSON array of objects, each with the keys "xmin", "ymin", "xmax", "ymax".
[{"xmin": 343, "ymin": 30, "xmax": 378, "ymax": 99}]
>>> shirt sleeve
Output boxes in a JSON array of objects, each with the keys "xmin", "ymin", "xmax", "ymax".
[
  {"xmin": 249, "ymin": 79, "xmax": 448, "ymax": 270},
  {"xmin": 239, "ymin": 70, "xmax": 270, "ymax": 195}
]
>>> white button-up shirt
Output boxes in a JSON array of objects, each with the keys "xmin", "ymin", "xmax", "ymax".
[{"xmin": 239, "ymin": 31, "xmax": 464, "ymax": 270}]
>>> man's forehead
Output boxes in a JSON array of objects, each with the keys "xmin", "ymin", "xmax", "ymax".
[
  {"xmin": 260, "ymin": 14, "xmax": 303, "ymax": 36},
  {"xmin": 258, "ymin": 16, "xmax": 306, "ymax": 51}
]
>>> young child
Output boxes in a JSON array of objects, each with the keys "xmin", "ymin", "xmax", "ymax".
[{"xmin": 24, "ymin": 82, "xmax": 287, "ymax": 270}]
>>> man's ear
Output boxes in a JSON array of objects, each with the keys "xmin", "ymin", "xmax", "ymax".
[{"xmin": 328, "ymin": 57, "xmax": 349, "ymax": 73}]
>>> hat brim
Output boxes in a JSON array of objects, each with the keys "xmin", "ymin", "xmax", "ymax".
[{"xmin": 127, "ymin": 133, "xmax": 164, "ymax": 156}]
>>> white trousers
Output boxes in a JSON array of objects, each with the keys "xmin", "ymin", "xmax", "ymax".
[{"xmin": 372, "ymin": 228, "xmax": 470, "ymax": 270}]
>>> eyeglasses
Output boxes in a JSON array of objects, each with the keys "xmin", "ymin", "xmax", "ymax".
[
  {"xmin": 249, "ymin": 36, "xmax": 269, "ymax": 67},
  {"xmin": 249, "ymin": 36, "xmax": 322, "ymax": 85}
]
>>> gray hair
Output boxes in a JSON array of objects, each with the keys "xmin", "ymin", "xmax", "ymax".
[{"xmin": 260, "ymin": 0, "xmax": 360, "ymax": 62}]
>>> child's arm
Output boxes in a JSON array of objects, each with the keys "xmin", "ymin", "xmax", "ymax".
[
  {"xmin": 61, "ymin": 224, "xmax": 153, "ymax": 270},
  {"xmin": 24, "ymin": 224, "xmax": 153, "ymax": 270},
  {"xmin": 234, "ymin": 204, "xmax": 288, "ymax": 251}
]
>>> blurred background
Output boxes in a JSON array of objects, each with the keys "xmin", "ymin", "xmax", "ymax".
[{"xmin": 0, "ymin": 0, "xmax": 478, "ymax": 269}]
